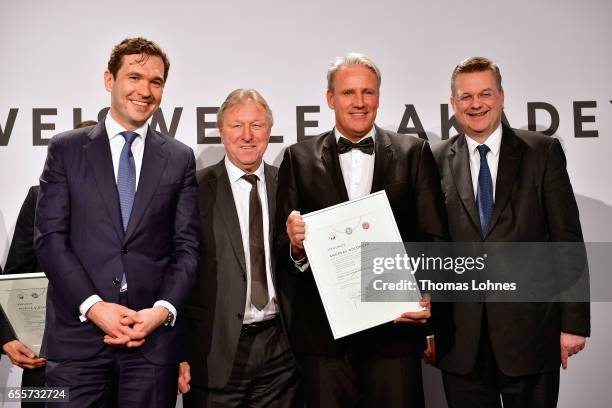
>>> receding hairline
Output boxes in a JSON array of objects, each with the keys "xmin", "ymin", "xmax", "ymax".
[
  {"xmin": 217, "ymin": 88, "xmax": 274, "ymax": 129},
  {"xmin": 451, "ymin": 56, "xmax": 502, "ymax": 94},
  {"xmin": 327, "ymin": 53, "xmax": 382, "ymax": 92}
]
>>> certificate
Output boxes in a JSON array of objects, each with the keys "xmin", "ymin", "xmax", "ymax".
[
  {"xmin": 302, "ymin": 191, "xmax": 421, "ymax": 339},
  {"xmin": 0, "ymin": 273, "xmax": 48, "ymax": 355}
]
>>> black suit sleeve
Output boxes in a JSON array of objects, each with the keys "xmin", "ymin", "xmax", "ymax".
[
  {"xmin": 0, "ymin": 256, "xmax": 11, "ymax": 348},
  {"xmin": 0, "ymin": 308, "xmax": 17, "ymax": 347},
  {"xmin": 274, "ymin": 147, "xmax": 303, "ymax": 273},
  {"xmin": 2, "ymin": 186, "xmax": 42, "ymax": 349},
  {"xmin": 542, "ymin": 139, "xmax": 590, "ymax": 336},
  {"xmin": 5, "ymin": 186, "xmax": 41, "ymax": 274},
  {"xmin": 412, "ymin": 141, "xmax": 449, "ymax": 243}
]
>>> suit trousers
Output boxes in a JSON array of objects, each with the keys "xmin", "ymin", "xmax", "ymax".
[
  {"xmin": 20, "ymin": 367, "xmax": 46, "ymax": 408},
  {"xmin": 45, "ymin": 292, "xmax": 179, "ymax": 408},
  {"xmin": 184, "ymin": 319, "xmax": 300, "ymax": 408},
  {"xmin": 297, "ymin": 342, "xmax": 424, "ymax": 408},
  {"xmin": 442, "ymin": 307, "xmax": 560, "ymax": 408}
]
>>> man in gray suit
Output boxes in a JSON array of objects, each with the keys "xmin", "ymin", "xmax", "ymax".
[{"xmin": 181, "ymin": 89, "xmax": 300, "ymax": 407}]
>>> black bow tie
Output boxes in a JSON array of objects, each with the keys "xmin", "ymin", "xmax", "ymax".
[{"xmin": 337, "ymin": 137, "xmax": 375, "ymax": 155}]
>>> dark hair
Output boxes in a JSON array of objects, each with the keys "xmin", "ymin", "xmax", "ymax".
[
  {"xmin": 75, "ymin": 120, "xmax": 97, "ymax": 129},
  {"xmin": 107, "ymin": 37, "xmax": 170, "ymax": 82},
  {"xmin": 451, "ymin": 56, "xmax": 502, "ymax": 94}
]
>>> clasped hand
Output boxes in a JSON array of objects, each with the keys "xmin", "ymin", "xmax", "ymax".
[{"xmin": 86, "ymin": 301, "xmax": 168, "ymax": 348}]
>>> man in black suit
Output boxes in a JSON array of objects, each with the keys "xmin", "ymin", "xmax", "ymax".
[
  {"xmin": 431, "ymin": 56, "xmax": 590, "ymax": 408},
  {"xmin": 276, "ymin": 53, "xmax": 447, "ymax": 407},
  {"xmin": 182, "ymin": 89, "xmax": 300, "ymax": 407}
]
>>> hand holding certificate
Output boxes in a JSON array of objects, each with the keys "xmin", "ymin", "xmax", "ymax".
[
  {"xmin": 302, "ymin": 191, "xmax": 424, "ymax": 339},
  {"xmin": 0, "ymin": 272, "xmax": 48, "ymax": 355}
]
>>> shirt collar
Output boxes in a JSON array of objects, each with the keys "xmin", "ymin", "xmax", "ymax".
[
  {"xmin": 105, "ymin": 112, "xmax": 149, "ymax": 142},
  {"xmin": 334, "ymin": 126, "xmax": 376, "ymax": 144},
  {"xmin": 224, "ymin": 156, "xmax": 266, "ymax": 184},
  {"xmin": 465, "ymin": 123, "xmax": 502, "ymax": 157}
]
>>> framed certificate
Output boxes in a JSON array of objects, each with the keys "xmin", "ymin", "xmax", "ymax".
[{"xmin": 0, "ymin": 273, "xmax": 48, "ymax": 355}]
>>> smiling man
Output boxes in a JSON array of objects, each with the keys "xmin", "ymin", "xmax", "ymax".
[
  {"xmin": 432, "ymin": 56, "xmax": 590, "ymax": 408},
  {"xmin": 34, "ymin": 38, "xmax": 200, "ymax": 407},
  {"xmin": 181, "ymin": 89, "xmax": 300, "ymax": 407},
  {"xmin": 275, "ymin": 53, "xmax": 447, "ymax": 408}
]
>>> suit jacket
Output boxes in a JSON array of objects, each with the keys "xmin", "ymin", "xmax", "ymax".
[
  {"xmin": 432, "ymin": 124, "xmax": 590, "ymax": 376},
  {"xmin": 182, "ymin": 160, "xmax": 290, "ymax": 389},
  {"xmin": 1, "ymin": 186, "xmax": 42, "ymax": 348},
  {"xmin": 0, "ymin": 264, "xmax": 8, "ymax": 348},
  {"xmin": 5, "ymin": 186, "xmax": 43, "ymax": 275},
  {"xmin": 275, "ymin": 126, "xmax": 448, "ymax": 357},
  {"xmin": 0, "ymin": 307, "xmax": 13, "ymax": 348},
  {"xmin": 34, "ymin": 122, "xmax": 201, "ymax": 365}
]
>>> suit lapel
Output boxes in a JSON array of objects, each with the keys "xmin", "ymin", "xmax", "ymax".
[
  {"xmin": 83, "ymin": 123, "xmax": 124, "ymax": 241},
  {"xmin": 321, "ymin": 131, "xmax": 349, "ymax": 202},
  {"xmin": 124, "ymin": 128, "xmax": 168, "ymax": 241},
  {"xmin": 264, "ymin": 163, "xmax": 278, "ymax": 286},
  {"xmin": 449, "ymin": 135, "xmax": 481, "ymax": 234},
  {"xmin": 264, "ymin": 163, "xmax": 277, "ymax": 249},
  {"xmin": 487, "ymin": 126, "xmax": 523, "ymax": 235},
  {"xmin": 213, "ymin": 161, "xmax": 247, "ymax": 277},
  {"xmin": 371, "ymin": 126, "xmax": 392, "ymax": 193}
]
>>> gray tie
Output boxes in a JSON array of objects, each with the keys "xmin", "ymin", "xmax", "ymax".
[{"xmin": 242, "ymin": 174, "xmax": 268, "ymax": 310}]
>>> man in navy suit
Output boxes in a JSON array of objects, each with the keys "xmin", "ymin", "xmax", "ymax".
[{"xmin": 34, "ymin": 37, "xmax": 200, "ymax": 407}]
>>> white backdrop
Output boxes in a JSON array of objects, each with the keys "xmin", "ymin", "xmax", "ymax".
[{"xmin": 1, "ymin": 0, "xmax": 611, "ymax": 406}]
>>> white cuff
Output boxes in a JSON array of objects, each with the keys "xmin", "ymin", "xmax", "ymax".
[
  {"xmin": 154, "ymin": 300, "xmax": 177, "ymax": 326},
  {"xmin": 289, "ymin": 248, "xmax": 309, "ymax": 272},
  {"xmin": 79, "ymin": 295, "xmax": 103, "ymax": 322}
]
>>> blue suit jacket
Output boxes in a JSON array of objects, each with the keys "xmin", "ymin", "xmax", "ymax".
[{"xmin": 34, "ymin": 122, "xmax": 201, "ymax": 365}]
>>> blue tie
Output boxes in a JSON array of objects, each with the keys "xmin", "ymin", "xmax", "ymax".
[
  {"xmin": 117, "ymin": 131, "xmax": 138, "ymax": 289},
  {"xmin": 118, "ymin": 131, "xmax": 138, "ymax": 231},
  {"xmin": 476, "ymin": 144, "xmax": 493, "ymax": 237}
]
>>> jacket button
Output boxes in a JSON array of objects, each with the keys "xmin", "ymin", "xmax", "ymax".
[
  {"xmin": 237, "ymin": 313, "xmax": 243, "ymax": 319},
  {"xmin": 112, "ymin": 277, "xmax": 120, "ymax": 286},
  {"xmin": 121, "ymin": 248, "xmax": 128, "ymax": 254}
]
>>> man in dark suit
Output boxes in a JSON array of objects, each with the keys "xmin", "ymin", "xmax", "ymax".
[
  {"xmin": 1, "ymin": 121, "xmax": 97, "ymax": 408},
  {"xmin": 34, "ymin": 38, "xmax": 200, "ymax": 407},
  {"xmin": 431, "ymin": 56, "xmax": 590, "ymax": 408},
  {"xmin": 181, "ymin": 89, "xmax": 300, "ymax": 407},
  {"xmin": 2, "ymin": 185, "xmax": 45, "ymax": 408},
  {"xmin": 276, "ymin": 53, "xmax": 447, "ymax": 407}
]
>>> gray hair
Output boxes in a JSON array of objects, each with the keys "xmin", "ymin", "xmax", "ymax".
[
  {"xmin": 217, "ymin": 88, "xmax": 274, "ymax": 129},
  {"xmin": 451, "ymin": 56, "xmax": 502, "ymax": 94},
  {"xmin": 327, "ymin": 52, "xmax": 382, "ymax": 91}
]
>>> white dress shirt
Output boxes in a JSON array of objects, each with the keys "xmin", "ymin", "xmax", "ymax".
[
  {"xmin": 336, "ymin": 127, "xmax": 376, "ymax": 200},
  {"xmin": 465, "ymin": 124, "xmax": 503, "ymax": 202},
  {"xmin": 225, "ymin": 157, "xmax": 278, "ymax": 324},
  {"xmin": 293, "ymin": 126, "xmax": 377, "ymax": 272},
  {"xmin": 105, "ymin": 113, "xmax": 147, "ymax": 187},
  {"xmin": 79, "ymin": 113, "xmax": 177, "ymax": 325}
]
